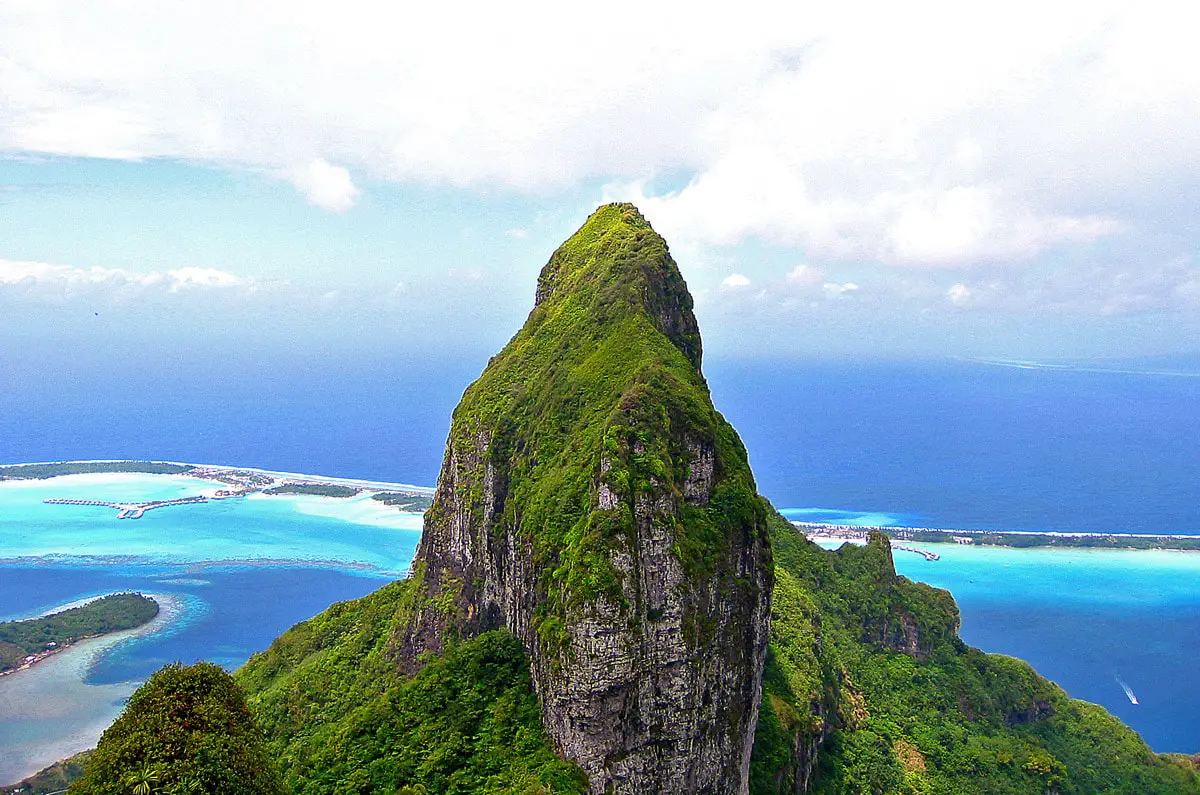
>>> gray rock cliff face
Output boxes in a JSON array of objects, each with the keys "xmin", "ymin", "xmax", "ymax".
[{"xmin": 392, "ymin": 204, "xmax": 773, "ymax": 793}]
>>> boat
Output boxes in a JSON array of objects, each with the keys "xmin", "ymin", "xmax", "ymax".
[{"xmin": 1116, "ymin": 676, "xmax": 1139, "ymax": 705}]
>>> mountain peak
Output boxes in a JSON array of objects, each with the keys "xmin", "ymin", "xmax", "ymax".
[
  {"xmin": 393, "ymin": 204, "xmax": 772, "ymax": 793},
  {"xmin": 532, "ymin": 203, "xmax": 703, "ymax": 371}
]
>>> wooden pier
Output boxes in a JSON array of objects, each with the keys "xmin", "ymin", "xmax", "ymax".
[
  {"xmin": 44, "ymin": 495, "xmax": 207, "ymax": 519},
  {"xmin": 891, "ymin": 544, "xmax": 940, "ymax": 561}
]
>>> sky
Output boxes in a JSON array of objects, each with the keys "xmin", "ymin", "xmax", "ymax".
[{"xmin": 2, "ymin": 1, "xmax": 1200, "ymax": 363}]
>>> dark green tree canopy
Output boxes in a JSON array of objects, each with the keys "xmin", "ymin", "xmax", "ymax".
[{"xmin": 69, "ymin": 662, "xmax": 284, "ymax": 795}]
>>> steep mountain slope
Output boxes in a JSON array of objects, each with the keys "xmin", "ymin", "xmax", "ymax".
[
  {"xmin": 235, "ymin": 581, "xmax": 587, "ymax": 794},
  {"xmin": 749, "ymin": 521, "xmax": 1200, "ymax": 794},
  {"xmin": 244, "ymin": 203, "xmax": 774, "ymax": 793}
]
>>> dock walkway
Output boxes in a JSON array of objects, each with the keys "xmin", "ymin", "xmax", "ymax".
[
  {"xmin": 44, "ymin": 495, "xmax": 207, "ymax": 519},
  {"xmin": 891, "ymin": 544, "xmax": 940, "ymax": 561}
]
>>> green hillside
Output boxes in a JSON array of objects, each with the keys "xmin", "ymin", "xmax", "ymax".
[
  {"xmin": 68, "ymin": 663, "xmax": 284, "ymax": 795},
  {"xmin": 749, "ymin": 519, "xmax": 1200, "ymax": 794},
  {"xmin": 235, "ymin": 581, "xmax": 586, "ymax": 794}
]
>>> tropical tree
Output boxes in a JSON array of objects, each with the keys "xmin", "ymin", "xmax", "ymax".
[{"xmin": 124, "ymin": 762, "xmax": 161, "ymax": 795}]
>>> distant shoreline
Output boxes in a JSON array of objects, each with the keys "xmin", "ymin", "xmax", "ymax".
[
  {"xmin": 0, "ymin": 593, "xmax": 184, "ymax": 787},
  {"xmin": 0, "ymin": 460, "xmax": 434, "ymax": 519},
  {"xmin": 0, "ymin": 459, "xmax": 435, "ymax": 495},
  {"xmin": 5, "ymin": 461, "xmax": 1197, "ymax": 552},
  {"xmin": 797, "ymin": 522, "xmax": 1200, "ymax": 552}
]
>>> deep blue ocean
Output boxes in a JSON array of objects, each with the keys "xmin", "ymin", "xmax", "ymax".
[
  {"xmin": 706, "ymin": 356, "xmax": 1200, "ymax": 535},
  {"xmin": 6, "ymin": 351, "xmax": 1199, "ymax": 534},
  {"xmin": 1, "ymin": 353, "xmax": 1199, "ymax": 779}
]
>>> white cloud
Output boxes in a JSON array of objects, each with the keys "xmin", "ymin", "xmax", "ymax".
[
  {"xmin": 166, "ymin": 266, "xmax": 245, "ymax": 290},
  {"xmin": 288, "ymin": 158, "xmax": 359, "ymax": 212},
  {"xmin": 721, "ymin": 273, "xmax": 751, "ymax": 288},
  {"xmin": 947, "ymin": 283, "xmax": 973, "ymax": 306},
  {"xmin": 823, "ymin": 282, "xmax": 859, "ymax": 296},
  {"xmin": 504, "ymin": 228, "xmax": 530, "ymax": 239},
  {"xmin": 786, "ymin": 265, "xmax": 825, "ymax": 287},
  {"xmin": 0, "ymin": 258, "xmax": 250, "ymax": 297},
  {"xmin": 883, "ymin": 188, "xmax": 1121, "ymax": 266},
  {"xmin": 0, "ymin": 0, "xmax": 1197, "ymax": 268}
]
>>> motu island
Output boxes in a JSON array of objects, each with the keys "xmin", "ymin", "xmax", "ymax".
[
  {"xmin": 19, "ymin": 206, "xmax": 1199, "ymax": 794},
  {"xmin": 0, "ymin": 594, "xmax": 159, "ymax": 676}
]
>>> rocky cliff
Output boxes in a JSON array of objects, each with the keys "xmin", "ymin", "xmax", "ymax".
[{"xmin": 394, "ymin": 203, "xmax": 772, "ymax": 793}]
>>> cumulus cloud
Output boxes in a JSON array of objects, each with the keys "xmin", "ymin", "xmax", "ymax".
[
  {"xmin": 786, "ymin": 265, "xmax": 824, "ymax": 287},
  {"xmin": 0, "ymin": 1, "xmax": 1198, "ymax": 270},
  {"xmin": 0, "ymin": 258, "xmax": 250, "ymax": 298},
  {"xmin": 288, "ymin": 158, "xmax": 359, "ymax": 212},
  {"xmin": 721, "ymin": 273, "xmax": 751, "ymax": 288},
  {"xmin": 946, "ymin": 283, "xmax": 973, "ymax": 306}
]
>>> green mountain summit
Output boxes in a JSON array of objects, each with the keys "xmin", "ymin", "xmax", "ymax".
[{"xmin": 393, "ymin": 202, "xmax": 773, "ymax": 792}]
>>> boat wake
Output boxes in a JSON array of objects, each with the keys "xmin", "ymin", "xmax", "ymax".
[{"xmin": 1116, "ymin": 675, "xmax": 1139, "ymax": 705}]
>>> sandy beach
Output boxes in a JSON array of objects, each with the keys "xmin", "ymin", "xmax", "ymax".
[{"xmin": 0, "ymin": 593, "xmax": 183, "ymax": 786}]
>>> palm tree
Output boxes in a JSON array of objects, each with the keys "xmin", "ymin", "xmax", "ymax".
[{"xmin": 125, "ymin": 762, "xmax": 162, "ymax": 795}]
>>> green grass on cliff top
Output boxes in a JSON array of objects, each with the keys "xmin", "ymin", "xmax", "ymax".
[{"xmin": 427, "ymin": 203, "xmax": 768, "ymax": 641}]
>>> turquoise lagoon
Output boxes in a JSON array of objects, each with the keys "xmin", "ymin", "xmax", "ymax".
[
  {"xmin": 0, "ymin": 473, "xmax": 422, "ymax": 570},
  {"xmin": 1, "ymin": 472, "xmax": 1198, "ymax": 784},
  {"xmin": 0, "ymin": 473, "xmax": 422, "ymax": 785},
  {"xmin": 891, "ymin": 543, "xmax": 1200, "ymax": 753}
]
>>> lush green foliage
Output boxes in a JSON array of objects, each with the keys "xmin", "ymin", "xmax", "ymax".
[
  {"xmin": 262, "ymin": 483, "xmax": 359, "ymax": 498},
  {"xmin": 432, "ymin": 203, "xmax": 766, "ymax": 653},
  {"xmin": 69, "ymin": 663, "xmax": 284, "ymax": 795},
  {"xmin": 750, "ymin": 517, "xmax": 1200, "ymax": 794},
  {"xmin": 0, "ymin": 461, "xmax": 193, "ymax": 480},
  {"xmin": 236, "ymin": 580, "xmax": 586, "ymax": 794},
  {"xmin": 37, "ymin": 205, "xmax": 1198, "ymax": 795},
  {"xmin": 371, "ymin": 491, "xmax": 434, "ymax": 511},
  {"xmin": 0, "ymin": 593, "xmax": 158, "ymax": 673}
]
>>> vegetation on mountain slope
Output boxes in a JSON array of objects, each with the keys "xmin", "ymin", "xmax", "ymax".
[
  {"xmin": 69, "ymin": 663, "xmax": 284, "ymax": 795},
  {"xmin": 1, "ymin": 752, "xmax": 90, "ymax": 795},
  {"xmin": 235, "ymin": 580, "xmax": 587, "ymax": 794},
  {"xmin": 419, "ymin": 201, "xmax": 768, "ymax": 649},
  {"xmin": 61, "ymin": 204, "xmax": 1200, "ymax": 794},
  {"xmin": 396, "ymin": 202, "xmax": 770, "ymax": 791},
  {"xmin": 749, "ymin": 518, "xmax": 1200, "ymax": 794}
]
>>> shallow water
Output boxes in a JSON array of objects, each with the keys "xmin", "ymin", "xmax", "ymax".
[
  {"xmin": 889, "ymin": 543, "xmax": 1200, "ymax": 752},
  {"xmin": 0, "ymin": 474, "xmax": 422, "ymax": 571},
  {"xmin": 0, "ymin": 474, "xmax": 416, "ymax": 785}
]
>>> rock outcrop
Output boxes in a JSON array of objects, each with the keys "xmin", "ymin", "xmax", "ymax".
[{"xmin": 394, "ymin": 203, "xmax": 773, "ymax": 793}]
